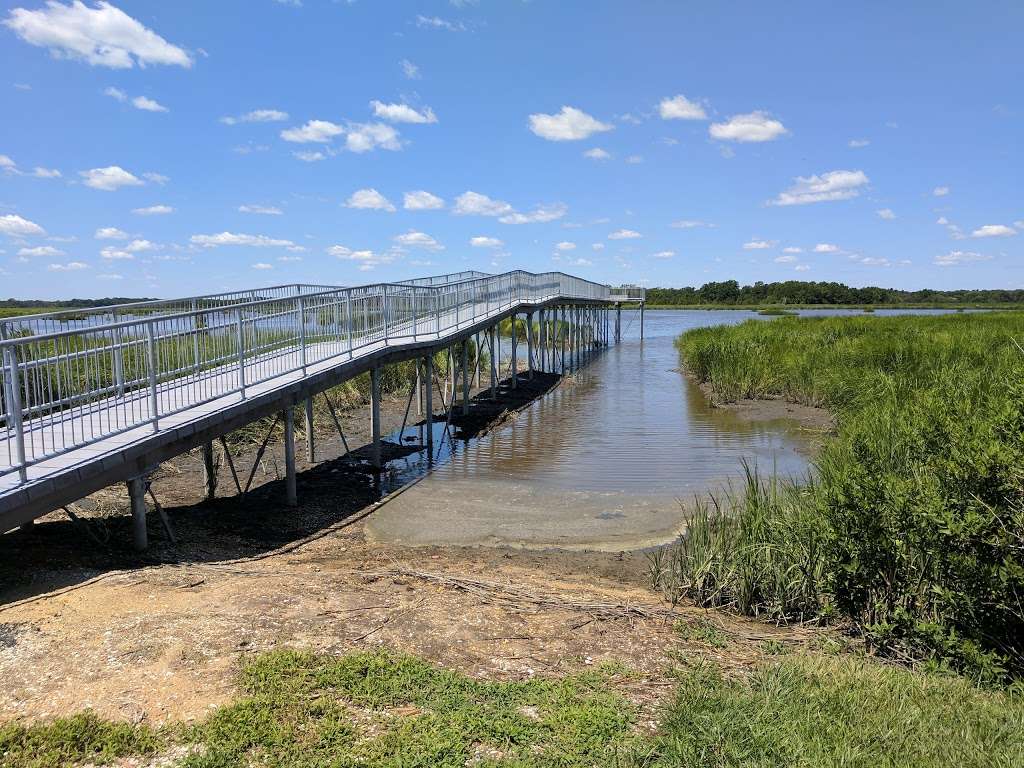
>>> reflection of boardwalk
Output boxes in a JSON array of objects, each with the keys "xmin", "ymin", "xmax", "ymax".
[{"xmin": 1, "ymin": 270, "xmax": 624, "ymax": 546}]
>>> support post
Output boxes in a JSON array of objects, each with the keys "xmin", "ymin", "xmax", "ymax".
[
  {"xmin": 488, "ymin": 327, "xmax": 497, "ymax": 399},
  {"xmin": 640, "ymin": 301, "xmax": 645, "ymax": 341},
  {"xmin": 128, "ymin": 477, "xmax": 147, "ymax": 551},
  {"xmin": 510, "ymin": 313, "xmax": 518, "ymax": 388},
  {"xmin": 370, "ymin": 366, "xmax": 382, "ymax": 469},
  {"xmin": 415, "ymin": 362, "xmax": 423, "ymax": 417},
  {"xmin": 424, "ymin": 354, "xmax": 434, "ymax": 458},
  {"xmin": 461, "ymin": 341, "xmax": 470, "ymax": 416},
  {"xmin": 284, "ymin": 407, "xmax": 297, "ymax": 507},
  {"xmin": 538, "ymin": 309, "xmax": 546, "ymax": 373},
  {"xmin": 202, "ymin": 441, "xmax": 216, "ymax": 500},
  {"xmin": 304, "ymin": 396, "xmax": 315, "ymax": 462},
  {"xmin": 615, "ymin": 303, "xmax": 621, "ymax": 343},
  {"xmin": 526, "ymin": 311, "xmax": 535, "ymax": 380}
]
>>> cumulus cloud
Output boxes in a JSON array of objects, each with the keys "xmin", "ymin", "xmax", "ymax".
[
  {"xmin": 453, "ymin": 191, "xmax": 513, "ymax": 217},
  {"xmin": 849, "ymin": 139, "xmax": 870, "ymax": 148},
  {"xmin": 344, "ymin": 122, "xmax": 401, "ymax": 153},
  {"xmin": 132, "ymin": 95, "xmax": 167, "ymax": 112},
  {"xmin": 47, "ymin": 261, "xmax": 88, "ymax": 271},
  {"xmin": 99, "ymin": 245, "xmax": 133, "ymax": 259},
  {"xmin": 670, "ymin": 219, "xmax": 714, "ymax": 229},
  {"xmin": 934, "ymin": 250, "xmax": 993, "ymax": 267},
  {"xmin": 710, "ymin": 111, "xmax": 787, "ymax": 142},
  {"xmin": 470, "ymin": 236, "xmax": 502, "ymax": 248},
  {"xmin": 403, "ymin": 190, "xmax": 444, "ymax": 210},
  {"xmin": 394, "ymin": 230, "xmax": 443, "ymax": 251},
  {"xmin": 554, "ymin": 241, "xmax": 576, "ymax": 251},
  {"xmin": 18, "ymin": 245, "xmax": 63, "ymax": 257},
  {"xmin": 933, "ymin": 186, "xmax": 950, "ymax": 197},
  {"xmin": 583, "ymin": 148, "xmax": 611, "ymax": 160},
  {"xmin": 415, "ymin": 14, "xmax": 466, "ymax": 32},
  {"xmin": 95, "ymin": 226, "xmax": 128, "ymax": 240},
  {"xmin": 4, "ymin": 1, "xmax": 192, "ymax": 69},
  {"xmin": 814, "ymin": 243, "xmax": 840, "ymax": 253},
  {"xmin": 769, "ymin": 170, "xmax": 869, "ymax": 206},
  {"xmin": 499, "ymin": 203, "xmax": 567, "ymax": 225},
  {"xmin": 239, "ymin": 204, "xmax": 282, "ymax": 215},
  {"xmin": 528, "ymin": 106, "xmax": 613, "ymax": 141},
  {"xmin": 782, "ymin": 246, "xmax": 803, "ymax": 254},
  {"xmin": 370, "ymin": 100, "xmax": 437, "ymax": 124},
  {"xmin": 876, "ymin": 208, "xmax": 896, "ymax": 220},
  {"xmin": 293, "ymin": 151, "xmax": 325, "ymax": 162},
  {"xmin": 652, "ymin": 250, "xmax": 675, "ymax": 259},
  {"xmin": 971, "ymin": 224, "xmax": 1016, "ymax": 238},
  {"xmin": 221, "ymin": 109, "xmax": 288, "ymax": 125},
  {"xmin": 658, "ymin": 94, "xmax": 707, "ymax": 120},
  {"xmin": 795, "ymin": 264, "xmax": 811, "ymax": 272},
  {"xmin": 400, "ymin": 59, "xmax": 420, "ymax": 79},
  {"xmin": 32, "ymin": 166, "xmax": 61, "ymax": 178},
  {"xmin": 344, "ymin": 188, "xmax": 395, "ymax": 212},
  {"xmin": 743, "ymin": 240, "xmax": 773, "ymax": 250},
  {"xmin": 0, "ymin": 213, "xmax": 45, "ymax": 236},
  {"xmin": 280, "ymin": 119, "xmax": 344, "ymax": 143},
  {"xmin": 774, "ymin": 254, "xmax": 797, "ymax": 263},
  {"xmin": 191, "ymin": 232, "xmax": 296, "ymax": 248},
  {"xmin": 80, "ymin": 165, "xmax": 143, "ymax": 191},
  {"xmin": 132, "ymin": 204, "xmax": 173, "ymax": 215},
  {"xmin": 608, "ymin": 229, "xmax": 641, "ymax": 240},
  {"xmin": 327, "ymin": 245, "xmax": 393, "ymax": 270},
  {"xmin": 251, "ymin": 262, "xmax": 273, "ymax": 270}
]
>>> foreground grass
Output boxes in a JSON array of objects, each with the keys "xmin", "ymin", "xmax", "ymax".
[
  {"xmin": 669, "ymin": 312, "xmax": 1024, "ymax": 681},
  {"xmin": 3, "ymin": 648, "xmax": 1022, "ymax": 767}
]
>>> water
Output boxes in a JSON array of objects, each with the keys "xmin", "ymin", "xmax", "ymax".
[{"xmin": 366, "ymin": 308, "xmax": 968, "ymax": 550}]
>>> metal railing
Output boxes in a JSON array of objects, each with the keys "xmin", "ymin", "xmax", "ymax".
[
  {"xmin": 1, "ymin": 270, "xmax": 609, "ymax": 483},
  {"xmin": 609, "ymin": 285, "xmax": 646, "ymax": 302}
]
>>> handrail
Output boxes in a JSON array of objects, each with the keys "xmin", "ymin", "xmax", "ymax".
[{"xmin": 1, "ymin": 269, "xmax": 609, "ymax": 482}]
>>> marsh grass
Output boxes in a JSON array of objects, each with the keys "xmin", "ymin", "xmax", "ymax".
[{"xmin": 671, "ymin": 312, "xmax": 1024, "ymax": 680}]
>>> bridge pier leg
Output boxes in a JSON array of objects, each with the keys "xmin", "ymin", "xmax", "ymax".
[
  {"xmin": 370, "ymin": 366, "xmax": 382, "ymax": 469},
  {"xmin": 526, "ymin": 311, "xmax": 535, "ymax": 380},
  {"xmin": 424, "ymin": 354, "xmax": 434, "ymax": 459},
  {"xmin": 510, "ymin": 314, "xmax": 518, "ymax": 389},
  {"xmin": 537, "ymin": 309, "xmax": 545, "ymax": 373},
  {"xmin": 128, "ymin": 476, "xmax": 147, "ymax": 551},
  {"xmin": 640, "ymin": 301, "xmax": 645, "ymax": 341},
  {"xmin": 304, "ymin": 396, "xmax": 315, "ymax": 463},
  {"xmin": 488, "ymin": 327, "xmax": 497, "ymax": 399},
  {"xmin": 202, "ymin": 441, "xmax": 216, "ymax": 500},
  {"xmin": 284, "ymin": 407, "xmax": 298, "ymax": 507},
  {"xmin": 615, "ymin": 303, "xmax": 621, "ymax": 343},
  {"xmin": 415, "ymin": 363, "xmax": 422, "ymax": 417},
  {"xmin": 474, "ymin": 332, "xmax": 482, "ymax": 387},
  {"xmin": 461, "ymin": 341, "xmax": 470, "ymax": 416},
  {"xmin": 560, "ymin": 305, "xmax": 567, "ymax": 373}
]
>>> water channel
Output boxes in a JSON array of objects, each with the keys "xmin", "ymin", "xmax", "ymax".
[{"xmin": 365, "ymin": 308, "xmax": 963, "ymax": 550}]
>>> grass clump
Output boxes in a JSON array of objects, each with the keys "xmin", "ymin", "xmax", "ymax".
[
  {"xmin": 0, "ymin": 711, "xmax": 162, "ymax": 768},
  {"xmin": 669, "ymin": 312, "xmax": 1024, "ymax": 681}
]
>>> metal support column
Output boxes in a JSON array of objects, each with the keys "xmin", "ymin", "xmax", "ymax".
[
  {"xmin": 370, "ymin": 366, "xmax": 382, "ymax": 469},
  {"xmin": 538, "ymin": 309, "xmax": 545, "ymax": 373},
  {"xmin": 640, "ymin": 301, "xmax": 645, "ymax": 341},
  {"xmin": 304, "ymin": 396, "xmax": 315, "ymax": 462},
  {"xmin": 488, "ymin": 326, "xmax": 498, "ymax": 399},
  {"xmin": 615, "ymin": 303, "xmax": 621, "ymax": 343},
  {"xmin": 461, "ymin": 341, "xmax": 470, "ymax": 416},
  {"xmin": 128, "ymin": 476, "xmax": 147, "ymax": 551},
  {"xmin": 202, "ymin": 441, "xmax": 216, "ymax": 500},
  {"xmin": 510, "ymin": 313, "xmax": 518, "ymax": 388},
  {"xmin": 526, "ymin": 311, "xmax": 535, "ymax": 380},
  {"xmin": 284, "ymin": 407, "xmax": 297, "ymax": 507},
  {"xmin": 424, "ymin": 355, "xmax": 434, "ymax": 458}
]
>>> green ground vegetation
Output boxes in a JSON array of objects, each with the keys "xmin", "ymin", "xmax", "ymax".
[
  {"xmin": 665, "ymin": 311, "xmax": 1024, "ymax": 682},
  {"xmin": 3, "ymin": 647, "xmax": 1022, "ymax": 767}
]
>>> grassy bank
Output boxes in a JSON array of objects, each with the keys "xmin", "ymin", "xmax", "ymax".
[
  {"xmin": 3, "ymin": 647, "xmax": 1021, "ymax": 767},
  {"xmin": 668, "ymin": 312, "xmax": 1024, "ymax": 681}
]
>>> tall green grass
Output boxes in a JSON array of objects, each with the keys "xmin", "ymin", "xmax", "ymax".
[{"xmin": 670, "ymin": 312, "xmax": 1024, "ymax": 681}]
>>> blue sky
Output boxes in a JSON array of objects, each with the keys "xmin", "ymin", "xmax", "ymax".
[{"xmin": 0, "ymin": 0, "xmax": 1021, "ymax": 299}]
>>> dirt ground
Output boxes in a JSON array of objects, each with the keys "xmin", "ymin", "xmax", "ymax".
[{"xmin": 0, "ymin": 372, "xmax": 827, "ymax": 727}]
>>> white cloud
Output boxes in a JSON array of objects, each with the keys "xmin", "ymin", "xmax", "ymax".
[
  {"xmin": 849, "ymin": 139, "xmax": 870, "ymax": 148},
  {"xmin": 403, "ymin": 190, "xmax": 444, "ymax": 210},
  {"xmin": 0, "ymin": 213, "xmax": 45, "ymax": 236},
  {"xmin": 528, "ymin": 106, "xmax": 613, "ymax": 141},
  {"xmin": 971, "ymin": 224, "xmax": 1016, "ymax": 238},
  {"xmin": 453, "ymin": 191, "xmax": 513, "ymax": 217},
  {"xmin": 710, "ymin": 111, "xmax": 788, "ymax": 142},
  {"xmin": 934, "ymin": 250, "xmax": 993, "ymax": 267},
  {"xmin": 415, "ymin": 15, "xmax": 466, "ymax": 32},
  {"xmin": 774, "ymin": 254, "xmax": 797, "ymax": 263},
  {"xmin": 470, "ymin": 236, "xmax": 502, "ymax": 248},
  {"xmin": 104, "ymin": 85, "xmax": 126, "ymax": 101},
  {"xmin": 326, "ymin": 245, "xmax": 394, "ymax": 270},
  {"xmin": 795, "ymin": 264, "xmax": 811, "ymax": 272},
  {"xmin": 191, "ymin": 232, "xmax": 296, "ymax": 248},
  {"xmin": 769, "ymin": 170, "xmax": 869, "ymax": 206},
  {"xmin": 4, "ymin": 1, "xmax": 192, "ymax": 69},
  {"xmin": 670, "ymin": 219, "xmax": 714, "ymax": 229},
  {"xmin": 220, "ymin": 109, "xmax": 288, "ymax": 125},
  {"xmin": 99, "ymin": 245, "xmax": 133, "ymax": 259},
  {"xmin": 277, "ymin": 255, "xmax": 302, "ymax": 262},
  {"xmin": 293, "ymin": 150, "xmax": 325, "ymax": 162},
  {"xmin": 239, "ymin": 204, "xmax": 283, "ymax": 215},
  {"xmin": 0, "ymin": 155, "xmax": 16, "ymax": 173},
  {"xmin": 743, "ymin": 240, "xmax": 772, "ymax": 250},
  {"xmin": 18, "ymin": 245, "xmax": 63, "ymax": 257},
  {"xmin": 1014, "ymin": 220, "xmax": 1024, "ymax": 229},
  {"xmin": 625, "ymin": 154, "xmax": 643, "ymax": 164},
  {"xmin": 499, "ymin": 203, "xmax": 567, "ymax": 224},
  {"xmin": 583, "ymin": 148, "xmax": 611, "ymax": 160},
  {"xmin": 783, "ymin": 246, "xmax": 803, "ymax": 254},
  {"xmin": 132, "ymin": 204, "xmax": 173, "ymax": 215},
  {"xmin": 652, "ymin": 250, "xmax": 675, "ymax": 259},
  {"xmin": 32, "ymin": 166, "xmax": 61, "ymax": 178},
  {"xmin": 814, "ymin": 243, "xmax": 840, "ymax": 253},
  {"xmin": 370, "ymin": 100, "xmax": 437, "ymax": 124},
  {"xmin": 344, "ymin": 122, "xmax": 401, "ymax": 153},
  {"xmin": 47, "ymin": 261, "xmax": 88, "ymax": 271},
  {"xmin": 80, "ymin": 165, "xmax": 143, "ymax": 191},
  {"xmin": 280, "ymin": 119, "xmax": 344, "ymax": 143},
  {"xmin": 142, "ymin": 171, "xmax": 168, "ymax": 185},
  {"xmin": 95, "ymin": 226, "xmax": 127, "ymax": 240},
  {"xmin": 251, "ymin": 262, "xmax": 273, "ymax": 270},
  {"xmin": 344, "ymin": 188, "xmax": 395, "ymax": 212},
  {"xmin": 400, "ymin": 59, "xmax": 420, "ymax": 79},
  {"xmin": 592, "ymin": 243, "xmax": 605, "ymax": 251},
  {"xmin": 858, "ymin": 256, "xmax": 890, "ymax": 267},
  {"xmin": 132, "ymin": 95, "xmax": 167, "ymax": 112},
  {"xmin": 394, "ymin": 230, "xmax": 443, "ymax": 251},
  {"xmin": 933, "ymin": 186, "xmax": 950, "ymax": 197},
  {"xmin": 876, "ymin": 208, "xmax": 896, "ymax": 220},
  {"xmin": 658, "ymin": 94, "xmax": 707, "ymax": 120},
  {"xmin": 555, "ymin": 241, "xmax": 576, "ymax": 251},
  {"xmin": 567, "ymin": 257, "xmax": 592, "ymax": 267},
  {"xmin": 124, "ymin": 238, "xmax": 154, "ymax": 252},
  {"xmin": 608, "ymin": 229, "xmax": 641, "ymax": 240},
  {"xmin": 97, "ymin": 272, "xmax": 123, "ymax": 280}
]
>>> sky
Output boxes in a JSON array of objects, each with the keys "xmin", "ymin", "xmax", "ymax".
[{"xmin": 0, "ymin": 0, "xmax": 1021, "ymax": 299}]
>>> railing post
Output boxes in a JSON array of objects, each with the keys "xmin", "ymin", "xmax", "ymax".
[
  {"xmin": 191, "ymin": 299, "xmax": 201, "ymax": 374},
  {"xmin": 346, "ymin": 290, "xmax": 354, "ymax": 357},
  {"xmin": 2, "ymin": 345, "xmax": 28, "ymax": 482},
  {"xmin": 145, "ymin": 322, "xmax": 159, "ymax": 432},
  {"xmin": 112, "ymin": 324, "xmax": 125, "ymax": 396},
  {"xmin": 297, "ymin": 295, "xmax": 307, "ymax": 374},
  {"xmin": 412, "ymin": 289, "xmax": 418, "ymax": 340},
  {"xmin": 472, "ymin": 281, "xmax": 477, "ymax": 322},
  {"xmin": 382, "ymin": 285, "xmax": 389, "ymax": 343},
  {"xmin": 435, "ymin": 289, "xmax": 442, "ymax": 337},
  {"xmin": 236, "ymin": 308, "xmax": 246, "ymax": 399}
]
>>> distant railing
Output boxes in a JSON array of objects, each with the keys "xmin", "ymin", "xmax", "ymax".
[
  {"xmin": 609, "ymin": 285, "xmax": 646, "ymax": 302},
  {"xmin": 1, "ymin": 270, "xmax": 609, "ymax": 482}
]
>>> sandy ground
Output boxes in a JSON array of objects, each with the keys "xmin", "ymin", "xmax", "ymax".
[{"xmin": 0, "ymin": 372, "xmax": 829, "ymax": 727}]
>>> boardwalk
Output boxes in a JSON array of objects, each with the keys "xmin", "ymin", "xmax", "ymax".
[{"xmin": 1, "ymin": 270, "xmax": 643, "ymax": 544}]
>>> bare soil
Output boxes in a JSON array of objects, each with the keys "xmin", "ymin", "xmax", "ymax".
[{"xmin": 0, "ymin": 370, "xmax": 824, "ymax": 727}]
